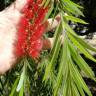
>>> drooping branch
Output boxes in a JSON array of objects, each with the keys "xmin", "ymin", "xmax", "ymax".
[{"xmin": 43, "ymin": 15, "xmax": 96, "ymax": 56}]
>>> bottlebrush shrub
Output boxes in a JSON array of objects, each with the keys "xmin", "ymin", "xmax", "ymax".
[{"xmin": 15, "ymin": 0, "xmax": 48, "ymax": 58}]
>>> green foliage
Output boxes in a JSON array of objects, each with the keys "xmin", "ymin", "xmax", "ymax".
[
  {"xmin": 0, "ymin": 57, "xmax": 52, "ymax": 96},
  {"xmin": 43, "ymin": 0, "xmax": 96, "ymax": 96}
]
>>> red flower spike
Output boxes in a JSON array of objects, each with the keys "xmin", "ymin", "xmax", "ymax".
[
  {"xmin": 15, "ymin": 0, "xmax": 48, "ymax": 58},
  {"xmin": 30, "ymin": 39, "xmax": 43, "ymax": 51},
  {"xmin": 26, "ymin": 10, "xmax": 34, "ymax": 20},
  {"xmin": 15, "ymin": 44, "xmax": 25, "ymax": 57},
  {"xmin": 33, "ymin": 3, "xmax": 39, "ymax": 12},
  {"xmin": 37, "ymin": 0, "xmax": 43, "ymax": 4},
  {"xmin": 32, "ymin": 25, "xmax": 45, "ymax": 39},
  {"xmin": 27, "ymin": 0, "xmax": 34, "ymax": 4},
  {"xmin": 19, "ymin": 17, "xmax": 29, "ymax": 28},
  {"xmin": 29, "ymin": 49, "xmax": 40, "ymax": 58}
]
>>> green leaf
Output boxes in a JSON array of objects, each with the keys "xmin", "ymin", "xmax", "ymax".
[
  {"xmin": 73, "ymin": 79, "xmax": 85, "ymax": 96},
  {"xmin": 10, "ymin": 78, "xmax": 19, "ymax": 96},
  {"xmin": 62, "ymin": 17, "xmax": 96, "ymax": 62},
  {"xmin": 44, "ymin": 2, "xmax": 54, "ymax": 22},
  {"xmin": 65, "ymin": 15, "xmax": 88, "ymax": 24},
  {"xmin": 62, "ymin": 62, "xmax": 69, "ymax": 96},
  {"xmin": 62, "ymin": 19, "xmax": 96, "ymax": 52},
  {"xmin": 70, "ymin": 59, "xmax": 92, "ymax": 96},
  {"xmin": 43, "ymin": 37, "xmax": 61, "ymax": 81},
  {"xmin": 43, "ymin": 23, "xmax": 62, "ymax": 81},
  {"xmin": 61, "ymin": 0, "xmax": 84, "ymax": 16},
  {"xmin": 26, "ymin": 59, "xmax": 32, "ymax": 72},
  {"xmin": 54, "ymin": 36, "xmax": 68, "ymax": 96},
  {"xmin": 66, "ymin": 0, "xmax": 84, "ymax": 16},
  {"xmin": 44, "ymin": 0, "xmax": 50, "ymax": 8},
  {"xmin": 16, "ymin": 64, "xmax": 25, "ymax": 92},
  {"xmin": 68, "ymin": 32, "xmax": 96, "ymax": 62},
  {"xmin": 71, "ymin": 82, "xmax": 80, "ymax": 96},
  {"xmin": 70, "ymin": 32, "xmax": 96, "ymax": 52},
  {"xmin": 68, "ymin": 0, "xmax": 83, "ymax": 9},
  {"xmin": 51, "ymin": 3, "xmax": 59, "ymax": 26},
  {"xmin": 62, "ymin": 17, "xmax": 77, "ymax": 36},
  {"xmin": 69, "ymin": 42, "xmax": 95, "ymax": 80},
  {"xmin": 67, "ymin": 52, "xmax": 85, "ymax": 96},
  {"xmin": 63, "ymin": 78, "xmax": 68, "ymax": 96},
  {"xmin": 19, "ymin": 84, "xmax": 24, "ymax": 96},
  {"xmin": 51, "ymin": 22, "xmax": 62, "ymax": 55}
]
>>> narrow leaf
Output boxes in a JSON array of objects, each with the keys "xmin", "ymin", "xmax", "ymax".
[
  {"xmin": 65, "ymin": 15, "xmax": 88, "ymax": 24},
  {"xmin": 10, "ymin": 78, "xmax": 19, "ymax": 96},
  {"xmin": 68, "ymin": 32, "xmax": 96, "ymax": 62},
  {"xmin": 19, "ymin": 84, "xmax": 24, "ymax": 96},
  {"xmin": 16, "ymin": 65, "xmax": 25, "ymax": 92},
  {"xmin": 69, "ymin": 42, "xmax": 95, "ymax": 79}
]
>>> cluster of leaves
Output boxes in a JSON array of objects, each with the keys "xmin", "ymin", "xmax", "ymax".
[
  {"xmin": 0, "ymin": 57, "xmax": 52, "ymax": 96},
  {"xmin": 42, "ymin": 0, "xmax": 96, "ymax": 96},
  {"xmin": 71, "ymin": 0, "xmax": 96, "ymax": 36}
]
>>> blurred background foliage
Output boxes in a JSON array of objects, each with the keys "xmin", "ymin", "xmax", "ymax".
[
  {"xmin": 72, "ymin": 0, "xmax": 96, "ymax": 36},
  {"xmin": 0, "ymin": 0, "xmax": 15, "ymax": 11}
]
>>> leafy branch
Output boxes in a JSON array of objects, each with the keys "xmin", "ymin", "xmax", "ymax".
[{"xmin": 43, "ymin": 0, "xmax": 96, "ymax": 96}]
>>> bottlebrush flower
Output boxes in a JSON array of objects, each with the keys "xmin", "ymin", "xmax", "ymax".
[{"xmin": 15, "ymin": 0, "xmax": 48, "ymax": 58}]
